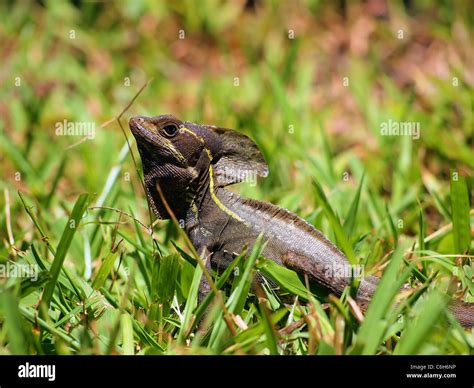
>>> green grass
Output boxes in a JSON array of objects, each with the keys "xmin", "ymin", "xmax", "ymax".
[{"xmin": 0, "ymin": 0, "xmax": 473, "ymax": 355}]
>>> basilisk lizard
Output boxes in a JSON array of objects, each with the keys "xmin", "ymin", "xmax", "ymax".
[{"xmin": 129, "ymin": 114, "xmax": 473, "ymax": 327}]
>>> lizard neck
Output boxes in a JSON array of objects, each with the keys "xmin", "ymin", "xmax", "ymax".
[
  {"xmin": 184, "ymin": 172, "xmax": 240, "ymax": 240},
  {"xmin": 142, "ymin": 164, "xmax": 189, "ymax": 221}
]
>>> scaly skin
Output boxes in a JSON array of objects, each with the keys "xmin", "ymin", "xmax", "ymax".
[
  {"xmin": 187, "ymin": 185, "xmax": 377, "ymax": 307},
  {"xmin": 129, "ymin": 114, "xmax": 473, "ymax": 326}
]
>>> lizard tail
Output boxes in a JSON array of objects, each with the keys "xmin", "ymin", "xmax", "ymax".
[
  {"xmin": 280, "ymin": 251, "xmax": 474, "ymax": 327},
  {"xmin": 281, "ymin": 252, "xmax": 474, "ymax": 327},
  {"xmin": 357, "ymin": 280, "xmax": 474, "ymax": 327},
  {"xmin": 448, "ymin": 301, "xmax": 474, "ymax": 327}
]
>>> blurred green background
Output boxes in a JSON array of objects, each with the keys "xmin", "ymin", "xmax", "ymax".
[{"xmin": 0, "ymin": 0, "xmax": 472, "ymax": 355}]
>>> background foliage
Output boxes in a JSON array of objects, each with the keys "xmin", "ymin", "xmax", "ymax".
[{"xmin": 0, "ymin": 0, "xmax": 473, "ymax": 355}]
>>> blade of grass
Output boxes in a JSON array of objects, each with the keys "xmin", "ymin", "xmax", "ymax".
[
  {"xmin": 256, "ymin": 257, "xmax": 312, "ymax": 301},
  {"xmin": 385, "ymin": 203, "xmax": 399, "ymax": 247},
  {"xmin": 0, "ymin": 290, "xmax": 29, "ymax": 354},
  {"xmin": 151, "ymin": 253, "xmax": 181, "ymax": 320},
  {"xmin": 209, "ymin": 235, "xmax": 265, "ymax": 351},
  {"xmin": 192, "ymin": 252, "xmax": 244, "ymax": 328},
  {"xmin": 44, "ymin": 155, "xmax": 67, "ymax": 209},
  {"xmin": 351, "ymin": 241, "xmax": 412, "ymax": 355},
  {"xmin": 121, "ymin": 313, "xmax": 134, "ymax": 355},
  {"xmin": 176, "ymin": 258, "xmax": 203, "ymax": 344},
  {"xmin": 92, "ymin": 249, "xmax": 120, "ymax": 290},
  {"xmin": 19, "ymin": 306, "xmax": 80, "ymax": 351},
  {"xmin": 42, "ymin": 193, "xmax": 89, "ymax": 309},
  {"xmin": 21, "ymin": 195, "xmax": 85, "ymax": 301},
  {"xmin": 418, "ymin": 204, "xmax": 426, "ymax": 252},
  {"xmin": 450, "ymin": 171, "xmax": 471, "ymax": 253},
  {"xmin": 312, "ymin": 179, "xmax": 355, "ymax": 263},
  {"xmin": 0, "ymin": 127, "xmax": 38, "ymax": 180},
  {"xmin": 343, "ymin": 172, "xmax": 365, "ymax": 238},
  {"xmin": 255, "ymin": 286, "xmax": 279, "ymax": 355},
  {"xmin": 394, "ymin": 291, "xmax": 447, "ymax": 355}
]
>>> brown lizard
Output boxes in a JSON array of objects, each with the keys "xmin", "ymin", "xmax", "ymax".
[{"xmin": 129, "ymin": 114, "xmax": 474, "ymax": 327}]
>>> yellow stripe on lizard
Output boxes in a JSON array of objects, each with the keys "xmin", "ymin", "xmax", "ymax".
[
  {"xmin": 181, "ymin": 127, "xmax": 205, "ymax": 144},
  {"xmin": 208, "ymin": 165, "xmax": 243, "ymax": 222}
]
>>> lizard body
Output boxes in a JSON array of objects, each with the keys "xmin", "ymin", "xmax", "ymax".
[{"xmin": 129, "ymin": 114, "xmax": 472, "ymax": 326}]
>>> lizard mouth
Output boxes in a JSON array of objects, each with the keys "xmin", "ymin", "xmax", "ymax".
[
  {"xmin": 129, "ymin": 116, "xmax": 156, "ymax": 143},
  {"xmin": 129, "ymin": 116, "xmax": 169, "ymax": 150}
]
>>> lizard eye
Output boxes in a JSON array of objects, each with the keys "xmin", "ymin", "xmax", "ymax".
[{"xmin": 162, "ymin": 124, "xmax": 179, "ymax": 138}]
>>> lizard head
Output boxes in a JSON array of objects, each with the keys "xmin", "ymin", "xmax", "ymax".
[
  {"xmin": 129, "ymin": 114, "xmax": 268, "ymax": 219},
  {"xmin": 129, "ymin": 114, "xmax": 219, "ymax": 170}
]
